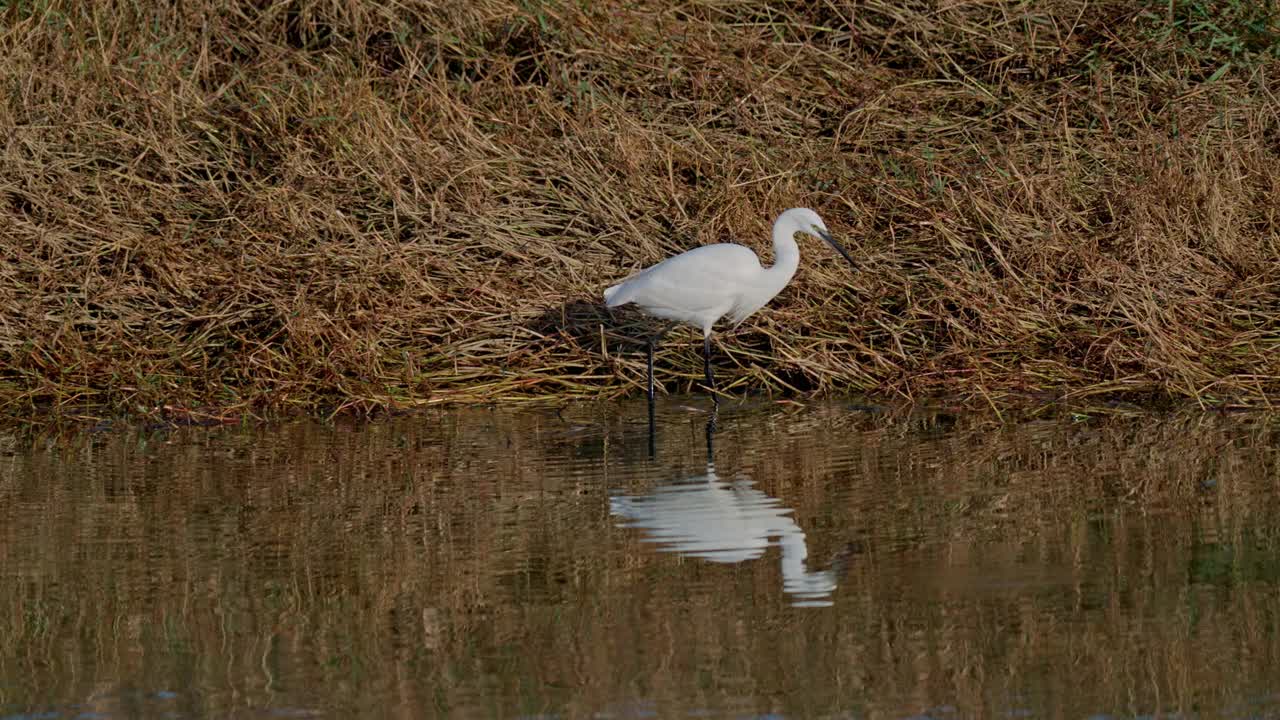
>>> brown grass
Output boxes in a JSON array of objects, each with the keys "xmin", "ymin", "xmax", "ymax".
[{"xmin": 2, "ymin": 0, "xmax": 1279, "ymax": 422}]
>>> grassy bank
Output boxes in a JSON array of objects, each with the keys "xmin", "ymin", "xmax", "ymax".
[{"xmin": 2, "ymin": 0, "xmax": 1279, "ymax": 421}]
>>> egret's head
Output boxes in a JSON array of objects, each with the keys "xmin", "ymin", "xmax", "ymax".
[{"xmin": 780, "ymin": 207, "xmax": 855, "ymax": 268}]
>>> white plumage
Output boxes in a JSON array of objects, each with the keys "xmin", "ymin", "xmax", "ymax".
[
  {"xmin": 604, "ymin": 208, "xmax": 855, "ymax": 401},
  {"xmin": 609, "ymin": 460, "xmax": 838, "ymax": 606}
]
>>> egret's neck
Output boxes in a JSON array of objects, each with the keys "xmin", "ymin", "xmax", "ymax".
[
  {"xmin": 779, "ymin": 529, "xmax": 837, "ymax": 599},
  {"xmin": 764, "ymin": 220, "xmax": 801, "ymax": 286}
]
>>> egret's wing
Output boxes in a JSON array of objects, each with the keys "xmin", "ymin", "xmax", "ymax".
[{"xmin": 612, "ymin": 244, "xmax": 761, "ymax": 316}]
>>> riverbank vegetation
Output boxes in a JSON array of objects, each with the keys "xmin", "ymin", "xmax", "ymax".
[{"xmin": 3, "ymin": 0, "xmax": 1279, "ymax": 422}]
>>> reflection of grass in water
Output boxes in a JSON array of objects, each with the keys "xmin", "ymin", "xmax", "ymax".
[
  {"xmin": 1190, "ymin": 542, "xmax": 1236, "ymax": 585},
  {"xmin": 1, "ymin": 406, "xmax": 1280, "ymax": 716},
  {"xmin": 1190, "ymin": 535, "xmax": 1280, "ymax": 586}
]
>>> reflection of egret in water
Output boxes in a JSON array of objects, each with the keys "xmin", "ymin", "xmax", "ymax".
[{"xmin": 610, "ymin": 441, "xmax": 839, "ymax": 607}]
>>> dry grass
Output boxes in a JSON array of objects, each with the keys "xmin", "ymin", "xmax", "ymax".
[{"xmin": 2, "ymin": 0, "xmax": 1279, "ymax": 421}]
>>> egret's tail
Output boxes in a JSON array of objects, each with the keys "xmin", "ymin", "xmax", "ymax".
[{"xmin": 603, "ymin": 282, "xmax": 627, "ymax": 307}]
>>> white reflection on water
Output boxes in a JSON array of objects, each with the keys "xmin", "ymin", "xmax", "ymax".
[{"xmin": 609, "ymin": 460, "xmax": 838, "ymax": 607}]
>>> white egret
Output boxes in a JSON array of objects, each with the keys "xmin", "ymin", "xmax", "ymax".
[
  {"xmin": 603, "ymin": 207, "xmax": 855, "ymax": 401},
  {"xmin": 610, "ymin": 459, "xmax": 839, "ymax": 606}
]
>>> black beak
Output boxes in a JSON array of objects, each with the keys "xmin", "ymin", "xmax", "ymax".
[{"xmin": 817, "ymin": 228, "xmax": 856, "ymax": 268}]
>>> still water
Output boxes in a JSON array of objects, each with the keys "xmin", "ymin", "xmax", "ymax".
[{"xmin": 2, "ymin": 400, "xmax": 1280, "ymax": 719}]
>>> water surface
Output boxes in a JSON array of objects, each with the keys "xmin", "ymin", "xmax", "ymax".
[{"xmin": 3, "ymin": 400, "xmax": 1280, "ymax": 719}]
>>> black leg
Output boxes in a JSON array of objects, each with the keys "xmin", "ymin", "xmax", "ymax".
[
  {"xmin": 646, "ymin": 339, "xmax": 656, "ymax": 403},
  {"xmin": 645, "ymin": 323, "xmax": 677, "ymax": 458},
  {"xmin": 703, "ymin": 334, "xmax": 717, "ymax": 404},
  {"xmin": 648, "ymin": 395, "xmax": 657, "ymax": 458},
  {"xmin": 704, "ymin": 407, "xmax": 717, "ymax": 465},
  {"xmin": 646, "ymin": 322, "xmax": 675, "ymax": 404}
]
